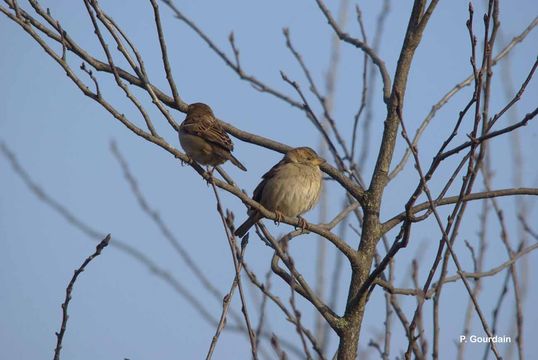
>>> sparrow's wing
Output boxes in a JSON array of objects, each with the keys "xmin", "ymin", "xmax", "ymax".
[
  {"xmin": 181, "ymin": 114, "xmax": 234, "ymax": 151},
  {"xmin": 252, "ymin": 158, "xmax": 286, "ymax": 202}
]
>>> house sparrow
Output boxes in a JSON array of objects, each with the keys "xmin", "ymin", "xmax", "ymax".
[
  {"xmin": 179, "ymin": 103, "xmax": 247, "ymax": 171},
  {"xmin": 234, "ymin": 147, "xmax": 325, "ymax": 237}
]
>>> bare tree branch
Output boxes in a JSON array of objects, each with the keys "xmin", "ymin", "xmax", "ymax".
[{"xmin": 54, "ymin": 234, "xmax": 111, "ymax": 360}]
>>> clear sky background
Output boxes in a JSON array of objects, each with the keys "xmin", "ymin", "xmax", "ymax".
[{"xmin": 1, "ymin": 1, "xmax": 537, "ymax": 359}]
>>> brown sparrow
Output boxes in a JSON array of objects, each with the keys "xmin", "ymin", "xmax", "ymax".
[
  {"xmin": 179, "ymin": 103, "xmax": 247, "ymax": 171},
  {"xmin": 234, "ymin": 147, "xmax": 325, "ymax": 237}
]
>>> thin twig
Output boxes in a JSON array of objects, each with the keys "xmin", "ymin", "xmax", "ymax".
[
  {"xmin": 389, "ymin": 16, "xmax": 538, "ymax": 180},
  {"xmin": 314, "ymin": 0, "xmax": 392, "ymax": 103},
  {"xmin": 53, "ymin": 234, "xmax": 111, "ymax": 360},
  {"xmin": 207, "ymin": 181, "xmax": 257, "ymax": 359},
  {"xmin": 241, "ymin": 260, "xmax": 324, "ymax": 359},
  {"xmin": 149, "ymin": 0, "xmax": 183, "ymax": 107},
  {"xmin": 109, "ymin": 141, "xmax": 224, "ymax": 302},
  {"xmin": 397, "ymin": 97, "xmax": 501, "ymax": 359},
  {"xmin": 357, "ymin": 0, "xmax": 390, "ymax": 171},
  {"xmin": 161, "ymin": 0, "xmax": 302, "ymax": 109},
  {"xmin": 0, "ymin": 142, "xmax": 254, "ymax": 341},
  {"xmin": 289, "ymin": 281, "xmax": 313, "ymax": 360}
]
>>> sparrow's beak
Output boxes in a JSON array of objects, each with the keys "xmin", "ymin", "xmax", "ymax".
[{"xmin": 315, "ymin": 156, "xmax": 326, "ymax": 166}]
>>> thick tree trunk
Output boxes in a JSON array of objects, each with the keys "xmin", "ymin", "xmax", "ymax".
[
  {"xmin": 336, "ymin": 304, "xmax": 366, "ymax": 359},
  {"xmin": 336, "ymin": 253, "xmax": 375, "ymax": 359}
]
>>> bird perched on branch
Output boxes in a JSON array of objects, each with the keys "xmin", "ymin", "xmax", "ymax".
[
  {"xmin": 234, "ymin": 147, "xmax": 325, "ymax": 237},
  {"xmin": 179, "ymin": 102, "xmax": 247, "ymax": 171}
]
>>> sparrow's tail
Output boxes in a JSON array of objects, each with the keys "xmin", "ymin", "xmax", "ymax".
[
  {"xmin": 234, "ymin": 213, "xmax": 261, "ymax": 237},
  {"xmin": 229, "ymin": 153, "xmax": 247, "ymax": 171}
]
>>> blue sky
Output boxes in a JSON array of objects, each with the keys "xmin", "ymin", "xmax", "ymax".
[{"xmin": 1, "ymin": 1, "xmax": 537, "ymax": 359}]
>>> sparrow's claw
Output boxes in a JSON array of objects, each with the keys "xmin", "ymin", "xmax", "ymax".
[
  {"xmin": 204, "ymin": 166, "xmax": 217, "ymax": 186},
  {"xmin": 296, "ymin": 216, "xmax": 308, "ymax": 232},
  {"xmin": 273, "ymin": 211, "xmax": 284, "ymax": 225},
  {"xmin": 181, "ymin": 155, "xmax": 195, "ymax": 167}
]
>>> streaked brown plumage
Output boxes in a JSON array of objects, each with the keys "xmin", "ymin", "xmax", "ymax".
[
  {"xmin": 179, "ymin": 103, "xmax": 246, "ymax": 171},
  {"xmin": 234, "ymin": 147, "xmax": 325, "ymax": 237}
]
